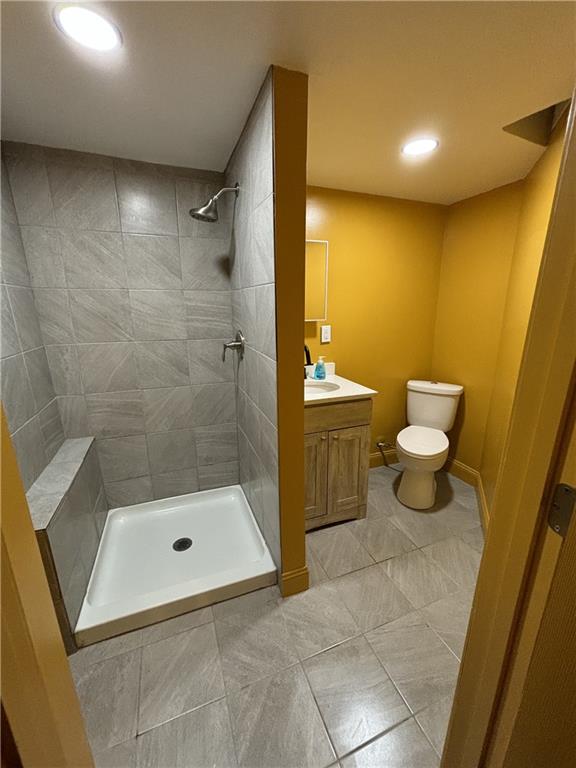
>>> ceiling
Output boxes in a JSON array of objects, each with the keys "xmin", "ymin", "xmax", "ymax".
[{"xmin": 2, "ymin": 1, "xmax": 575, "ymax": 204}]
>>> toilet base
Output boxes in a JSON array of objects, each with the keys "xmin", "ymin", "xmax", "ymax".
[{"xmin": 397, "ymin": 469, "xmax": 437, "ymax": 510}]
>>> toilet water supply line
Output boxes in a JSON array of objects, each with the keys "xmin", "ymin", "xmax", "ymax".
[{"xmin": 376, "ymin": 441, "xmax": 402, "ymax": 472}]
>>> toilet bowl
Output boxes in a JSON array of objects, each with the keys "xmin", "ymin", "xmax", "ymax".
[
  {"xmin": 395, "ymin": 380, "xmax": 463, "ymax": 510},
  {"xmin": 396, "ymin": 425, "xmax": 449, "ymax": 509}
]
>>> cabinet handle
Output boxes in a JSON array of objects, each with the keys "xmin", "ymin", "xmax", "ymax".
[
  {"xmin": 320, "ymin": 436, "xmax": 327, "ymax": 441},
  {"xmin": 333, "ymin": 434, "xmax": 339, "ymax": 440}
]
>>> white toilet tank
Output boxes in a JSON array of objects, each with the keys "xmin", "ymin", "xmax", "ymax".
[{"xmin": 407, "ymin": 380, "xmax": 464, "ymax": 431}]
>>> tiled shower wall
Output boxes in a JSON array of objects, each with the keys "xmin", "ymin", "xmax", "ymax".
[
  {"xmin": 226, "ymin": 75, "xmax": 281, "ymax": 568},
  {"xmin": 1, "ymin": 158, "xmax": 65, "ymax": 488},
  {"xmin": 2, "ymin": 141, "xmax": 240, "ymax": 508}
]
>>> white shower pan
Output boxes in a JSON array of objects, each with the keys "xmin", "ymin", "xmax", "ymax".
[{"xmin": 75, "ymin": 485, "xmax": 277, "ymax": 646}]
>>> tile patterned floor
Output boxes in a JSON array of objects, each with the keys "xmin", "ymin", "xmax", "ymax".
[{"xmin": 69, "ymin": 466, "xmax": 484, "ymax": 768}]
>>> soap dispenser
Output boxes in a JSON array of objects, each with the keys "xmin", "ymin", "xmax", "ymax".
[{"xmin": 314, "ymin": 356, "xmax": 326, "ymax": 380}]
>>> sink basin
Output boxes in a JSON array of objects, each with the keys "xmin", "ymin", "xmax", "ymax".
[{"xmin": 305, "ymin": 380, "xmax": 340, "ymax": 392}]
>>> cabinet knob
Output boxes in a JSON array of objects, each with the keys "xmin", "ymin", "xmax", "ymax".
[
  {"xmin": 333, "ymin": 434, "xmax": 339, "ymax": 440},
  {"xmin": 320, "ymin": 436, "xmax": 327, "ymax": 441}
]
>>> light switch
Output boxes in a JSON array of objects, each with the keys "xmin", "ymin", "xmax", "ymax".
[{"xmin": 321, "ymin": 324, "xmax": 331, "ymax": 343}]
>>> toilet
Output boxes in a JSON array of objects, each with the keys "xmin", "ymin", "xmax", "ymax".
[{"xmin": 396, "ymin": 380, "xmax": 463, "ymax": 509}]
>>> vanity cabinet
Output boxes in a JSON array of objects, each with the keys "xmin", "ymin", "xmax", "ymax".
[
  {"xmin": 304, "ymin": 432, "xmax": 328, "ymax": 521},
  {"xmin": 304, "ymin": 398, "xmax": 372, "ymax": 531}
]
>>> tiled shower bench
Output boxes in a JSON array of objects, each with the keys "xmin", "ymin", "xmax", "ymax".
[{"xmin": 26, "ymin": 437, "xmax": 107, "ymax": 652}]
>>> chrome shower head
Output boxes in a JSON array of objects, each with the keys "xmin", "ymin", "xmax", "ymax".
[
  {"xmin": 189, "ymin": 183, "xmax": 239, "ymax": 223},
  {"xmin": 189, "ymin": 197, "xmax": 219, "ymax": 222}
]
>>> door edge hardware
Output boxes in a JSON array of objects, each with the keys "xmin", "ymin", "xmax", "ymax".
[{"xmin": 548, "ymin": 483, "xmax": 576, "ymax": 538}]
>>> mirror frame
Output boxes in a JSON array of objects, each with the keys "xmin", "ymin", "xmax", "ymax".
[{"xmin": 305, "ymin": 239, "xmax": 329, "ymax": 322}]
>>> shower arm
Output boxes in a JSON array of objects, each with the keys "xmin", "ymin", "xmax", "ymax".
[{"xmin": 214, "ymin": 184, "xmax": 240, "ymax": 201}]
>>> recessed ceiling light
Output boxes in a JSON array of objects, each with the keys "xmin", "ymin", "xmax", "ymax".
[
  {"xmin": 54, "ymin": 6, "xmax": 122, "ymax": 51},
  {"xmin": 402, "ymin": 138, "xmax": 439, "ymax": 157}
]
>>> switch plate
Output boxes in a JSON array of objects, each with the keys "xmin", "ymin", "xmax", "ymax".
[{"xmin": 321, "ymin": 324, "xmax": 331, "ymax": 343}]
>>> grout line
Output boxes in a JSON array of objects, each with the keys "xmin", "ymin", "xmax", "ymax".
[
  {"xmin": 299, "ymin": 659, "xmax": 339, "ymax": 764},
  {"xmin": 136, "ymin": 691, "xmax": 227, "ymax": 739},
  {"xmin": 7, "ymin": 395, "xmax": 60, "ymax": 440},
  {"xmin": 133, "ymin": 645, "xmax": 144, "ymax": 741},
  {"xmin": 222, "ymin": 692, "xmax": 241, "ymax": 768},
  {"xmin": 413, "ymin": 710, "xmax": 446, "ymax": 759},
  {"xmin": 335, "ymin": 712, "xmax": 417, "ymax": 763}
]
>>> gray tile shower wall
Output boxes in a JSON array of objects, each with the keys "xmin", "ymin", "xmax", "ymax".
[
  {"xmin": 2, "ymin": 141, "xmax": 239, "ymax": 507},
  {"xmin": 226, "ymin": 74, "xmax": 281, "ymax": 568},
  {"xmin": 1, "ymin": 157, "xmax": 65, "ymax": 489}
]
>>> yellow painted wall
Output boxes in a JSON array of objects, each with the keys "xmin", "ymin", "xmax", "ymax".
[
  {"xmin": 479, "ymin": 123, "xmax": 566, "ymax": 507},
  {"xmin": 430, "ymin": 183, "xmax": 524, "ymax": 470},
  {"xmin": 305, "ymin": 186, "xmax": 447, "ymax": 453},
  {"xmin": 306, "ymin": 123, "xmax": 564, "ymax": 490}
]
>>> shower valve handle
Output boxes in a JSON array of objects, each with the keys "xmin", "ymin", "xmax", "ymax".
[{"xmin": 222, "ymin": 330, "xmax": 245, "ymax": 362}]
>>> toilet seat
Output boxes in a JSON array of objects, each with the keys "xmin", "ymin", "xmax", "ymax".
[{"xmin": 396, "ymin": 425, "xmax": 448, "ymax": 458}]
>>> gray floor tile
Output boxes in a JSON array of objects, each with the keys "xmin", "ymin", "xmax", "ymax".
[
  {"xmin": 215, "ymin": 592, "xmax": 298, "ymax": 692},
  {"xmin": 303, "ymin": 636, "xmax": 409, "ymax": 757},
  {"xmin": 138, "ymin": 699, "xmax": 238, "ymax": 768},
  {"xmin": 415, "ymin": 694, "xmax": 454, "ymax": 757},
  {"xmin": 93, "ymin": 739, "xmax": 137, "ymax": 768},
  {"xmin": 460, "ymin": 524, "xmax": 485, "ymax": 553},
  {"xmin": 228, "ymin": 664, "xmax": 335, "ymax": 768},
  {"xmin": 420, "ymin": 590, "xmax": 474, "ymax": 660},
  {"xmin": 383, "ymin": 549, "xmax": 459, "ymax": 608},
  {"xmin": 307, "ymin": 526, "xmax": 374, "ymax": 579},
  {"xmin": 70, "ymin": 608, "xmax": 214, "ymax": 679},
  {"xmin": 282, "ymin": 581, "xmax": 359, "ymax": 660},
  {"xmin": 368, "ymin": 466, "xmax": 399, "ymax": 489},
  {"xmin": 139, "ymin": 606, "xmax": 214, "ymax": 645},
  {"xmin": 436, "ymin": 473, "xmax": 478, "ymax": 512},
  {"xmin": 388, "ymin": 507, "xmax": 453, "ymax": 547},
  {"xmin": 75, "ymin": 650, "xmax": 141, "ymax": 752},
  {"xmin": 306, "ymin": 537, "xmax": 329, "ymax": 586},
  {"xmin": 341, "ymin": 718, "xmax": 439, "ymax": 768},
  {"xmin": 348, "ymin": 516, "xmax": 416, "ymax": 562},
  {"xmin": 422, "ymin": 536, "xmax": 482, "ymax": 589},
  {"xmin": 433, "ymin": 500, "xmax": 482, "ymax": 534},
  {"xmin": 70, "ymin": 630, "xmax": 144, "ymax": 677},
  {"xmin": 333, "ymin": 564, "xmax": 413, "ymax": 632},
  {"xmin": 138, "ymin": 622, "xmax": 225, "ymax": 732},
  {"xmin": 366, "ymin": 487, "xmax": 398, "ymax": 517},
  {"xmin": 212, "ymin": 585, "xmax": 281, "ymax": 620},
  {"xmin": 366, "ymin": 612, "xmax": 459, "ymax": 712}
]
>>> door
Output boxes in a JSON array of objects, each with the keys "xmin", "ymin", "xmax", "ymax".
[
  {"xmin": 501, "ymin": 399, "xmax": 576, "ymax": 767},
  {"xmin": 486, "ymin": 373, "xmax": 576, "ymax": 765},
  {"xmin": 327, "ymin": 425, "xmax": 370, "ymax": 516},
  {"xmin": 304, "ymin": 432, "xmax": 328, "ymax": 521},
  {"xmin": 442, "ymin": 95, "xmax": 575, "ymax": 768}
]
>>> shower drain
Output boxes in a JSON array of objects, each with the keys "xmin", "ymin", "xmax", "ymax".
[{"xmin": 172, "ymin": 537, "xmax": 193, "ymax": 552}]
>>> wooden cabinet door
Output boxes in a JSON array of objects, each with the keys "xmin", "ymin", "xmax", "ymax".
[
  {"xmin": 304, "ymin": 432, "xmax": 328, "ymax": 521},
  {"xmin": 327, "ymin": 425, "xmax": 370, "ymax": 516}
]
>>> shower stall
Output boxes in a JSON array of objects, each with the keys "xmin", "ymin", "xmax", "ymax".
[{"xmin": 1, "ymin": 74, "xmax": 281, "ymax": 645}]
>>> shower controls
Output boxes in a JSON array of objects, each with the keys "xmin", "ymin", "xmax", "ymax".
[{"xmin": 222, "ymin": 329, "xmax": 245, "ymax": 361}]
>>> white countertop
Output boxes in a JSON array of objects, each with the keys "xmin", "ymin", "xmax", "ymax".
[{"xmin": 304, "ymin": 373, "xmax": 378, "ymax": 404}]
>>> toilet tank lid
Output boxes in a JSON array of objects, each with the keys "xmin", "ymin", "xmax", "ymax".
[{"xmin": 407, "ymin": 380, "xmax": 464, "ymax": 396}]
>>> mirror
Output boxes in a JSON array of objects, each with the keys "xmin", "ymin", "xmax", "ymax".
[{"xmin": 305, "ymin": 240, "xmax": 329, "ymax": 321}]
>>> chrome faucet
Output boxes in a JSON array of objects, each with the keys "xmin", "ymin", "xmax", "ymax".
[
  {"xmin": 223, "ymin": 330, "xmax": 245, "ymax": 361},
  {"xmin": 304, "ymin": 345, "xmax": 312, "ymax": 378}
]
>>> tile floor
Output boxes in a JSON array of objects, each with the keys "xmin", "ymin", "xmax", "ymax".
[{"xmin": 69, "ymin": 466, "xmax": 484, "ymax": 767}]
